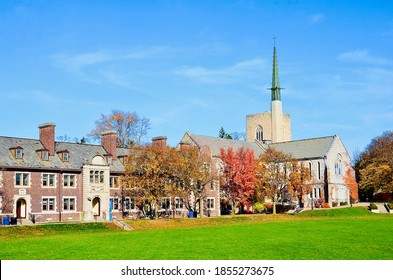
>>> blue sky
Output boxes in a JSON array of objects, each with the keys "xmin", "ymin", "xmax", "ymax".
[{"xmin": 1, "ymin": 0, "xmax": 392, "ymax": 156}]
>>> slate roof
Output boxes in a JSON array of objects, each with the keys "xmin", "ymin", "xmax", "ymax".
[
  {"xmin": 187, "ymin": 133, "xmax": 267, "ymax": 157},
  {"xmin": 0, "ymin": 136, "xmax": 129, "ymax": 172},
  {"xmin": 185, "ymin": 133, "xmax": 336, "ymax": 160},
  {"xmin": 270, "ymin": 136, "xmax": 336, "ymax": 159}
]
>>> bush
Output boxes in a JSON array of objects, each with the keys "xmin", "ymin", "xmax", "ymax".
[
  {"xmin": 369, "ymin": 203, "xmax": 378, "ymax": 210},
  {"xmin": 253, "ymin": 202, "xmax": 265, "ymax": 214},
  {"xmin": 340, "ymin": 201, "xmax": 348, "ymax": 206},
  {"xmin": 387, "ymin": 203, "xmax": 393, "ymax": 210},
  {"xmin": 264, "ymin": 203, "xmax": 273, "ymax": 213},
  {"xmin": 332, "ymin": 202, "xmax": 338, "ymax": 207},
  {"xmin": 322, "ymin": 203, "xmax": 330, "ymax": 208}
]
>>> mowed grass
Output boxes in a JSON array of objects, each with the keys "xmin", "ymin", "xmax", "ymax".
[{"xmin": 0, "ymin": 207, "xmax": 392, "ymax": 260}]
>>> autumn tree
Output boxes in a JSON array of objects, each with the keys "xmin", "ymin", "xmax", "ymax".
[
  {"xmin": 170, "ymin": 146, "xmax": 211, "ymax": 216},
  {"xmin": 287, "ymin": 161, "xmax": 312, "ymax": 206},
  {"xmin": 343, "ymin": 166, "xmax": 359, "ymax": 202},
  {"xmin": 355, "ymin": 131, "xmax": 393, "ymax": 200},
  {"xmin": 256, "ymin": 148, "xmax": 293, "ymax": 214},
  {"xmin": 90, "ymin": 110, "xmax": 151, "ymax": 147},
  {"xmin": 122, "ymin": 144, "xmax": 174, "ymax": 219},
  {"xmin": 220, "ymin": 147, "xmax": 256, "ymax": 214}
]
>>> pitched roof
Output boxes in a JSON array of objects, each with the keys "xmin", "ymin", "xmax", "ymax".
[
  {"xmin": 0, "ymin": 136, "xmax": 129, "ymax": 172},
  {"xmin": 182, "ymin": 133, "xmax": 336, "ymax": 160},
  {"xmin": 269, "ymin": 136, "xmax": 336, "ymax": 159},
  {"xmin": 186, "ymin": 133, "xmax": 267, "ymax": 157}
]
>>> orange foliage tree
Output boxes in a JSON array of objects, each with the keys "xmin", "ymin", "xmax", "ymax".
[
  {"xmin": 220, "ymin": 147, "xmax": 256, "ymax": 214},
  {"xmin": 287, "ymin": 161, "xmax": 312, "ymax": 206},
  {"xmin": 344, "ymin": 166, "xmax": 359, "ymax": 202},
  {"xmin": 256, "ymin": 148, "xmax": 293, "ymax": 214}
]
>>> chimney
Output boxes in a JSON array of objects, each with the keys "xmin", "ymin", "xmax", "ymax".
[
  {"xmin": 179, "ymin": 141, "xmax": 191, "ymax": 151},
  {"xmin": 101, "ymin": 131, "xmax": 117, "ymax": 160},
  {"xmin": 39, "ymin": 123, "xmax": 56, "ymax": 156},
  {"xmin": 152, "ymin": 136, "xmax": 167, "ymax": 150}
]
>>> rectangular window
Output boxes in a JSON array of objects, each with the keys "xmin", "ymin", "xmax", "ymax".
[
  {"xmin": 161, "ymin": 197, "xmax": 170, "ymax": 209},
  {"xmin": 63, "ymin": 174, "xmax": 76, "ymax": 187},
  {"xmin": 175, "ymin": 198, "xmax": 183, "ymax": 209},
  {"xmin": 15, "ymin": 172, "xmax": 29, "ymax": 187},
  {"xmin": 110, "ymin": 198, "xmax": 119, "ymax": 210},
  {"xmin": 42, "ymin": 151, "xmax": 49, "ymax": 161},
  {"xmin": 110, "ymin": 176, "xmax": 120, "ymax": 188},
  {"xmin": 42, "ymin": 174, "xmax": 55, "ymax": 187},
  {"xmin": 90, "ymin": 170, "xmax": 104, "ymax": 184},
  {"xmin": 15, "ymin": 149, "xmax": 23, "ymax": 159},
  {"xmin": 62, "ymin": 152, "xmax": 69, "ymax": 162},
  {"xmin": 42, "ymin": 198, "xmax": 55, "ymax": 211},
  {"xmin": 207, "ymin": 198, "xmax": 214, "ymax": 209},
  {"xmin": 124, "ymin": 198, "xmax": 130, "ymax": 210},
  {"xmin": 63, "ymin": 198, "xmax": 76, "ymax": 211}
]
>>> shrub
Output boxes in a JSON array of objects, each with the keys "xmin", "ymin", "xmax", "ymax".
[
  {"xmin": 387, "ymin": 203, "xmax": 393, "ymax": 210},
  {"xmin": 322, "ymin": 203, "xmax": 330, "ymax": 208},
  {"xmin": 369, "ymin": 203, "xmax": 378, "ymax": 210},
  {"xmin": 264, "ymin": 203, "xmax": 273, "ymax": 213},
  {"xmin": 340, "ymin": 201, "xmax": 348, "ymax": 206},
  {"xmin": 332, "ymin": 202, "xmax": 338, "ymax": 207},
  {"xmin": 253, "ymin": 202, "xmax": 265, "ymax": 214}
]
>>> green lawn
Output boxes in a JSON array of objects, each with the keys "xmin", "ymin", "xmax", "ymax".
[{"xmin": 1, "ymin": 208, "xmax": 392, "ymax": 260}]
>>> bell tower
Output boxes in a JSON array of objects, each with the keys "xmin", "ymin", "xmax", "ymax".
[{"xmin": 246, "ymin": 44, "xmax": 291, "ymax": 143}]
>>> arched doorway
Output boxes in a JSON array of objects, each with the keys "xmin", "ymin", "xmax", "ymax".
[
  {"xmin": 16, "ymin": 198, "xmax": 27, "ymax": 219},
  {"xmin": 92, "ymin": 197, "xmax": 101, "ymax": 216}
]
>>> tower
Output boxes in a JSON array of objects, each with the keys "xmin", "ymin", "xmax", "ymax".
[{"xmin": 246, "ymin": 45, "xmax": 291, "ymax": 143}]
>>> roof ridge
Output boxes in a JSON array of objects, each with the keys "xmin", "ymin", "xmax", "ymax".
[{"xmin": 270, "ymin": 135, "xmax": 336, "ymax": 145}]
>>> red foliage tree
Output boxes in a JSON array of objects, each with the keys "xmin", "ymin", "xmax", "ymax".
[{"xmin": 220, "ymin": 147, "xmax": 256, "ymax": 214}]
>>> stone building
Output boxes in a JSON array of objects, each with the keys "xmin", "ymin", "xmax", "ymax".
[{"xmin": 178, "ymin": 46, "xmax": 353, "ymax": 211}]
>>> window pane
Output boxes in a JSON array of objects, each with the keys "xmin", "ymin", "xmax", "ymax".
[
  {"xmin": 70, "ymin": 199, "xmax": 75, "ymax": 210},
  {"xmin": 114, "ymin": 198, "xmax": 118, "ymax": 210},
  {"xmin": 70, "ymin": 175, "xmax": 74, "ymax": 187},
  {"xmin": 43, "ymin": 199, "xmax": 48, "ymax": 211},
  {"xmin": 63, "ymin": 198, "xmax": 68, "ymax": 210},
  {"xmin": 64, "ymin": 175, "xmax": 69, "ymax": 187},
  {"xmin": 43, "ymin": 174, "xmax": 48, "ymax": 186},
  {"xmin": 23, "ymin": 174, "xmax": 28, "ymax": 186},
  {"xmin": 49, "ymin": 175, "xmax": 54, "ymax": 186},
  {"xmin": 16, "ymin": 173, "xmax": 21, "ymax": 185},
  {"xmin": 49, "ymin": 198, "xmax": 54, "ymax": 210}
]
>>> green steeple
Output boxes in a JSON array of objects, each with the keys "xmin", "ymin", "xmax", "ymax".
[{"xmin": 271, "ymin": 46, "xmax": 281, "ymax": 101}]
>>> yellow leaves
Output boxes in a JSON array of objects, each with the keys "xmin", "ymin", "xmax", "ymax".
[{"xmin": 359, "ymin": 162, "xmax": 393, "ymax": 193}]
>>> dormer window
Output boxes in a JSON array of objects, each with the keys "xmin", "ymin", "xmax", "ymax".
[
  {"xmin": 118, "ymin": 155, "xmax": 128, "ymax": 165},
  {"xmin": 36, "ymin": 149, "xmax": 49, "ymax": 161},
  {"xmin": 10, "ymin": 146, "xmax": 23, "ymax": 159},
  {"xmin": 57, "ymin": 150, "xmax": 70, "ymax": 162}
]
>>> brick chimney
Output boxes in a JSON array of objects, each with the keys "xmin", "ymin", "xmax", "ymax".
[
  {"xmin": 152, "ymin": 136, "xmax": 167, "ymax": 150},
  {"xmin": 179, "ymin": 141, "xmax": 191, "ymax": 151},
  {"xmin": 101, "ymin": 131, "xmax": 117, "ymax": 160},
  {"xmin": 39, "ymin": 123, "xmax": 56, "ymax": 156}
]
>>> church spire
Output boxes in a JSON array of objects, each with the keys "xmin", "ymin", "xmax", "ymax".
[{"xmin": 271, "ymin": 45, "xmax": 281, "ymax": 101}]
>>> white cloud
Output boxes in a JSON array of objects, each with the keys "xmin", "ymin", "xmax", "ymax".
[
  {"xmin": 310, "ymin": 13, "xmax": 324, "ymax": 24},
  {"xmin": 338, "ymin": 50, "xmax": 391, "ymax": 65},
  {"xmin": 173, "ymin": 58, "xmax": 266, "ymax": 83}
]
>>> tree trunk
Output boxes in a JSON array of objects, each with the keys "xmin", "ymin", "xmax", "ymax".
[{"xmin": 199, "ymin": 197, "xmax": 204, "ymax": 218}]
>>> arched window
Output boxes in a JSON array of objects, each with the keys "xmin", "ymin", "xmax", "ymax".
[
  {"xmin": 335, "ymin": 154, "xmax": 343, "ymax": 175},
  {"xmin": 317, "ymin": 162, "xmax": 321, "ymax": 180},
  {"xmin": 256, "ymin": 126, "xmax": 263, "ymax": 141}
]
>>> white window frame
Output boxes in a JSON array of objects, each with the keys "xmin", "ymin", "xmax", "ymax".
[
  {"xmin": 42, "ymin": 173, "xmax": 56, "ymax": 188},
  {"xmin": 15, "ymin": 172, "xmax": 30, "ymax": 187},
  {"xmin": 90, "ymin": 170, "xmax": 104, "ymax": 184},
  {"xmin": 110, "ymin": 176, "xmax": 120, "ymax": 189},
  {"xmin": 15, "ymin": 148, "xmax": 23, "ymax": 159},
  {"xmin": 110, "ymin": 197, "xmax": 120, "ymax": 211},
  {"xmin": 174, "ymin": 197, "xmax": 184, "ymax": 209},
  {"xmin": 42, "ymin": 197, "xmax": 56, "ymax": 212},
  {"xmin": 206, "ymin": 197, "xmax": 215, "ymax": 210},
  {"xmin": 63, "ymin": 197, "xmax": 76, "ymax": 212},
  {"xmin": 63, "ymin": 174, "xmax": 76, "ymax": 188}
]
